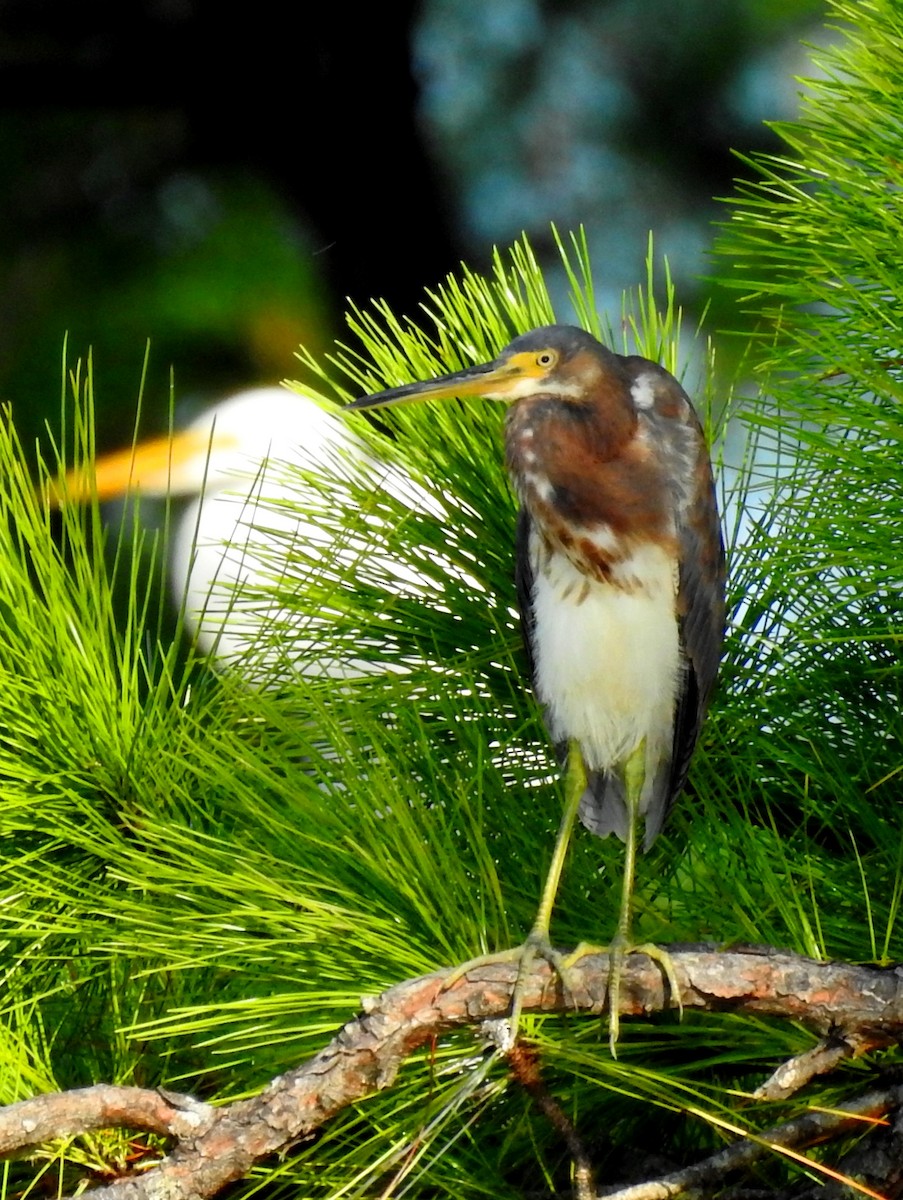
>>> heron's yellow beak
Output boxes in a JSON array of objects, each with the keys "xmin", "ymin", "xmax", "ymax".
[{"xmin": 345, "ymin": 352, "xmax": 546, "ymax": 412}]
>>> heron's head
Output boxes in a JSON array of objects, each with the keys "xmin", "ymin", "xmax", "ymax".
[{"xmin": 345, "ymin": 325, "xmax": 623, "ymax": 413}]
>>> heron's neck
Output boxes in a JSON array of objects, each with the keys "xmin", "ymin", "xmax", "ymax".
[
  {"xmin": 506, "ymin": 392, "xmax": 635, "ymax": 468},
  {"xmin": 504, "ymin": 393, "xmax": 676, "ymax": 561}
]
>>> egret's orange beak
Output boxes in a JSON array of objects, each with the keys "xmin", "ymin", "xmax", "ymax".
[{"xmin": 47, "ymin": 427, "xmax": 242, "ymax": 506}]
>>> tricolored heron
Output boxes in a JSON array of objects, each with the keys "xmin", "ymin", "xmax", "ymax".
[{"xmin": 346, "ymin": 324, "xmax": 725, "ymax": 1051}]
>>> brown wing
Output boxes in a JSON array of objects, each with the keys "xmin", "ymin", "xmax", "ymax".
[
  {"xmin": 514, "ymin": 506, "xmax": 538, "ymax": 682},
  {"xmin": 618, "ymin": 360, "xmax": 725, "ymax": 848},
  {"xmin": 664, "ymin": 418, "xmax": 726, "ymax": 836}
]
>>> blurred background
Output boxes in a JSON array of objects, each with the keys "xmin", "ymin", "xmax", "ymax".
[{"xmin": 1, "ymin": 0, "xmax": 825, "ymax": 453}]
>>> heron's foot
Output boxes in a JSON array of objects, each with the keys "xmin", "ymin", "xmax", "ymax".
[
  {"xmin": 442, "ymin": 935, "xmax": 583, "ymax": 1049},
  {"xmin": 441, "ymin": 945, "xmax": 526, "ymax": 993},
  {"xmin": 562, "ymin": 938, "xmax": 683, "ymax": 1058},
  {"xmin": 507, "ymin": 929, "xmax": 590, "ymax": 1036}
]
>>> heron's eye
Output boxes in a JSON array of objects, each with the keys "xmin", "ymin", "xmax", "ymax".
[{"xmin": 536, "ymin": 351, "xmax": 555, "ymax": 368}]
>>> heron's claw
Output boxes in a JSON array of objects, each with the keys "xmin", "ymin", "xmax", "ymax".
[
  {"xmin": 562, "ymin": 938, "xmax": 682, "ymax": 1057},
  {"xmin": 441, "ymin": 936, "xmax": 586, "ymax": 1046}
]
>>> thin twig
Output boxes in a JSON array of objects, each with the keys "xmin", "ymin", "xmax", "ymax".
[
  {"xmin": 509, "ymin": 1041, "xmax": 596, "ymax": 1200},
  {"xmin": 597, "ymin": 1084, "xmax": 902, "ymax": 1200},
  {"xmin": 753, "ymin": 1033, "xmax": 868, "ymax": 1101}
]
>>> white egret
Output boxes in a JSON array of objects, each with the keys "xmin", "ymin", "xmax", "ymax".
[{"xmin": 65, "ymin": 386, "xmax": 441, "ymax": 680}]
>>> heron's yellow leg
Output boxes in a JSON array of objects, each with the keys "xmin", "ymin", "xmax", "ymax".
[
  {"xmin": 507, "ymin": 740, "xmax": 587, "ymax": 1033},
  {"xmin": 603, "ymin": 739, "xmax": 644, "ymax": 1054},
  {"xmin": 441, "ymin": 740, "xmax": 586, "ymax": 1038},
  {"xmin": 565, "ymin": 739, "xmax": 682, "ymax": 1057},
  {"xmin": 534, "ymin": 740, "xmax": 588, "ymax": 937}
]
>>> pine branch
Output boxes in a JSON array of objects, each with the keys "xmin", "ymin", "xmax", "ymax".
[{"xmin": 3, "ymin": 946, "xmax": 901, "ymax": 1200}]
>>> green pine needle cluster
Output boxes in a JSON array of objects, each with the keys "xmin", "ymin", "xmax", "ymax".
[{"xmin": 0, "ymin": 1, "xmax": 901, "ymax": 1194}]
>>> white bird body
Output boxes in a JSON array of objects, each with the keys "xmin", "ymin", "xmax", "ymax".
[
  {"xmin": 529, "ymin": 536, "xmax": 681, "ymax": 799},
  {"xmin": 166, "ymin": 388, "xmax": 366, "ymax": 673},
  {"xmin": 78, "ymin": 386, "xmax": 439, "ymax": 679}
]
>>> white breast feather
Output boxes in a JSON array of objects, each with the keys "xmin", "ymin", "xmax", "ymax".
[{"xmin": 531, "ymin": 540, "xmax": 681, "ymax": 773}]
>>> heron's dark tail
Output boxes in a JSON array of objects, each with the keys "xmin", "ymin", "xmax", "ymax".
[
  {"xmin": 577, "ymin": 771, "xmax": 627, "ymax": 841},
  {"xmin": 578, "ymin": 766, "xmax": 671, "ymax": 850}
]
